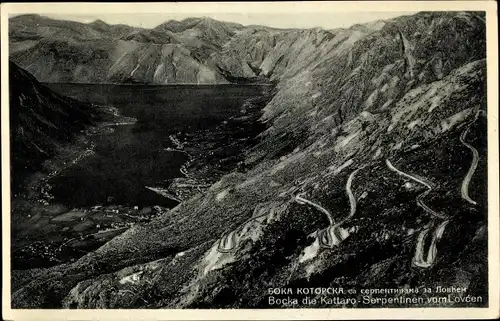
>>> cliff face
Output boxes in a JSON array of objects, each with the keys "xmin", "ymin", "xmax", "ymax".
[{"xmin": 10, "ymin": 12, "xmax": 488, "ymax": 309}]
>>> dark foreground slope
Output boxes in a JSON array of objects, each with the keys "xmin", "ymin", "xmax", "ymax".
[
  {"xmin": 11, "ymin": 12, "xmax": 488, "ymax": 308},
  {"xmin": 9, "ymin": 61, "xmax": 100, "ymax": 191}
]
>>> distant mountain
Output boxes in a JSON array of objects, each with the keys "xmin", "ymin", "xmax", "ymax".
[
  {"xmin": 9, "ymin": 14, "xmax": 139, "ymax": 41},
  {"xmin": 154, "ymin": 17, "xmax": 243, "ymax": 45},
  {"xmin": 8, "ymin": 14, "xmax": 382, "ymax": 85},
  {"xmin": 10, "ymin": 11, "xmax": 488, "ymax": 309},
  {"xmin": 9, "ymin": 61, "xmax": 99, "ymax": 189},
  {"xmin": 9, "ymin": 14, "xmax": 245, "ymax": 84}
]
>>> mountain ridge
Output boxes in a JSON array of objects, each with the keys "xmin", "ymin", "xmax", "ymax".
[{"xmin": 9, "ymin": 13, "xmax": 389, "ymax": 84}]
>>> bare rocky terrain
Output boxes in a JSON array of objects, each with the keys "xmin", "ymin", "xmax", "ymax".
[{"xmin": 9, "ymin": 11, "xmax": 488, "ymax": 308}]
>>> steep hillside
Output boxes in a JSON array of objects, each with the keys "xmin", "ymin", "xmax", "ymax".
[
  {"xmin": 9, "ymin": 61, "xmax": 99, "ymax": 190},
  {"xmin": 10, "ymin": 11, "xmax": 488, "ymax": 309},
  {"xmin": 245, "ymin": 11, "xmax": 486, "ymax": 162}
]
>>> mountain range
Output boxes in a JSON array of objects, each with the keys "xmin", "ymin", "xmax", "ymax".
[{"xmin": 9, "ymin": 11, "xmax": 488, "ymax": 308}]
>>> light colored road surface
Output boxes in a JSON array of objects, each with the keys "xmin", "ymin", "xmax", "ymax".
[
  {"xmin": 295, "ymin": 193, "xmax": 337, "ymax": 248},
  {"xmin": 345, "ymin": 167, "xmax": 362, "ymax": 220},
  {"xmin": 217, "ymin": 211, "xmax": 271, "ymax": 253},
  {"xmin": 459, "ymin": 116, "xmax": 480, "ymax": 206},
  {"xmin": 385, "ymin": 159, "xmax": 451, "ymax": 268},
  {"xmin": 296, "ymin": 167, "xmax": 363, "ymax": 248},
  {"xmin": 386, "ymin": 159, "xmax": 447, "ymax": 220},
  {"xmin": 218, "ymin": 230, "xmax": 239, "ymax": 253},
  {"xmin": 318, "ymin": 225, "xmax": 347, "ymax": 248},
  {"xmin": 412, "ymin": 220, "xmax": 449, "ymax": 268},
  {"xmin": 295, "ymin": 193, "xmax": 334, "ymax": 225}
]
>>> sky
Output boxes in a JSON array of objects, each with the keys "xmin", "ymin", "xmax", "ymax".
[{"xmin": 31, "ymin": 11, "xmax": 415, "ymax": 30}]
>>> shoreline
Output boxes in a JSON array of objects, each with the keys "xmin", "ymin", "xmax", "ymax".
[
  {"xmin": 21, "ymin": 111, "xmax": 138, "ymax": 205},
  {"xmin": 11, "ymin": 107, "xmax": 141, "ymax": 268},
  {"xmin": 11, "ymin": 89, "xmax": 271, "ymax": 270}
]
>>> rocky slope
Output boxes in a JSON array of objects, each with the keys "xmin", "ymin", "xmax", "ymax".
[{"xmin": 10, "ymin": 11, "xmax": 488, "ymax": 308}]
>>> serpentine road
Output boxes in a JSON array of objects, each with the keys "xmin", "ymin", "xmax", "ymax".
[
  {"xmin": 345, "ymin": 167, "xmax": 363, "ymax": 221},
  {"xmin": 394, "ymin": 111, "xmax": 484, "ymax": 268},
  {"xmin": 459, "ymin": 114, "xmax": 481, "ymax": 206},
  {"xmin": 385, "ymin": 159, "xmax": 452, "ymax": 268},
  {"xmin": 386, "ymin": 159, "xmax": 447, "ymax": 220},
  {"xmin": 295, "ymin": 167, "xmax": 363, "ymax": 248},
  {"xmin": 217, "ymin": 209, "xmax": 272, "ymax": 253},
  {"xmin": 412, "ymin": 219, "xmax": 450, "ymax": 268},
  {"xmin": 218, "ymin": 229, "xmax": 239, "ymax": 253},
  {"xmin": 295, "ymin": 193, "xmax": 339, "ymax": 248},
  {"xmin": 295, "ymin": 193, "xmax": 334, "ymax": 225}
]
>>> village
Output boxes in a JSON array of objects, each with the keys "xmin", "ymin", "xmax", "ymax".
[{"xmin": 12, "ymin": 203, "xmax": 165, "ymax": 269}]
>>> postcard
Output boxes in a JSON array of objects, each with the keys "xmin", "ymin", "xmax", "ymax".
[{"xmin": 1, "ymin": 1, "xmax": 498, "ymax": 320}]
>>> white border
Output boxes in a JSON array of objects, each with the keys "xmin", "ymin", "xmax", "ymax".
[{"xmin": 1, "ymin": 2, "xmax": 498, "ymax": 320}]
